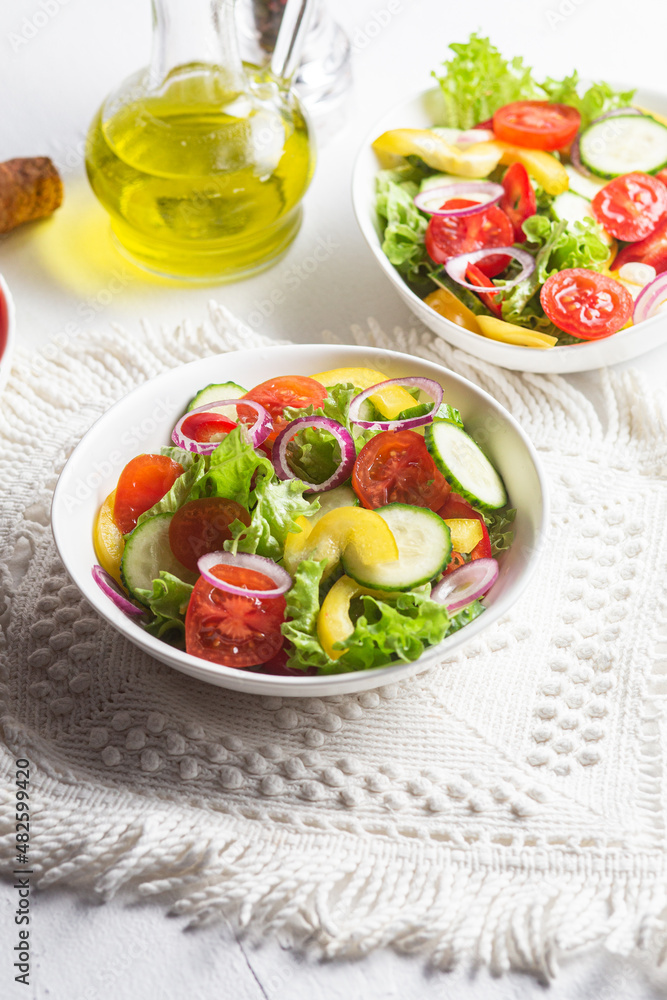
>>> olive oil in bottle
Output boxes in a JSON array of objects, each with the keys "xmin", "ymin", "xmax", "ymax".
[{"xmin": 85, "ymin": 1, "xmax": 315, "ymax": 281}]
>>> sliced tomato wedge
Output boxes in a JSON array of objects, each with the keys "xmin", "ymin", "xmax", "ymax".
[
  {"xmin": 113, "ymin": 454, "xmax": 183, "ymax": 535},
  {"xmin": 493, "ymin": 101, "xmax": 581, "ymax": 151},
  {"xmin": 425, "ymin": 199, "xmax": 513, "ymax": 277},
  {"xmin": 437, "ymin": 493, "xmax": 492, "ymax": 569},
  {"xmin": 352, "ymin": 429, "xmax": 451, "ymax": 512},
  {"xmin": 591, "ymin": 172, "xmax": 667, "ymax": 243},
  {"xmin": 500, "ymin": 162, "xmax": 537, "ymax": 241},
  {"xmin": 613, "ymin": 216, "xmax": 667, "ymax": 275},
  {"xmin": 185, "ymin": 565, "xmax": 286, "ymax": 667},
  {"xmin": 180, "ymin": 412, "xmax": 237, "ymax": 444},
  {"xmin": 465, "ymin": 263, "xmax": 502, "ymax": 317},
  {"xmin": 241, "ymin": 376, "xmax": 327, "ymax": 444},
  {"xmin": 169, "ymin": 498, "xmax": 251, "ymax": 573},
  {"xmin": 540, "ymin": 268, "xmax": 633, "ymax": 340}
]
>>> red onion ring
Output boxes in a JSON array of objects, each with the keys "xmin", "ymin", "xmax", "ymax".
[
  {"xmin": 414, "ymin": 182, "xmax": 504, "ymax": 217},
  {"xmin": 348, "ymin": 376, "xmax": 444, "ymax": 431},
  {"xmin": 430, "ymin": 557, "xmax": 499, "ymax": 613},
  {"xmin": 444, "ymin": 247, "xmax": 535, "ymax": 291},
  {"xmin": 571, "ymin": 107, "xmax": 643, "ymax": 178},
  {"xmin": 92, "ymin": 564, "xmax": 146, "ymax": 618},
  {"xmin": 633, "ymin": 271, "xmax": 667, "ymax": 324},
  {"xmin": 198, "ymin": 552, "xmax": 291, "ymax": 598},
  {"xmin": 272, "ymin": 416, "xmax": 357, "ymax": 493},
  {"xmin": 171, "ymin": 398, "xmax": 271, "ymax": 455}
]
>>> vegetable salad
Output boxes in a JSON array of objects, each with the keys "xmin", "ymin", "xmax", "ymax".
[
  {"xmin": 93, "ymin": 369, "xmax": 515, "ymax": 676},
  {"xmin": 375, "ymin": 34, "xmax": 667, "ymax": 348}
]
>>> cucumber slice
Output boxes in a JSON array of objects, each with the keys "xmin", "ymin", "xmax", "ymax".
[
  {"xmin": 552, "ymin": 190, "xmax": 612, "ymax": 246},
  {"xmin": 120, "ymin": 513, "xmax": 196, "ymax": 603},
  {"xmin": 552, "ymin": 190, "xmax": 595, "ymax": 227},
  {"xmin": 419, "ymin": 172, "xmax": 464, "ymax": 194},
  {"xmin": 186, "ymin": 381, "xmax": 247, "ymax": 412},
  {"xmin": 578, "ymin": 115, "xmax": 667, "ymax": 178},
  {"xmin": 425, "ymin": 419, "xmax": 507, "ymax": 510},
  {"xmin": 564, "ymin": 164, "xmax": 606, "ymax": 201},
  {"xmin": 342, "ymin": 503, "xmax": 451, "ymax": 591},
  {"xmin": 306, "ymin": 485, "xmax": 359, "ymax": 524}
]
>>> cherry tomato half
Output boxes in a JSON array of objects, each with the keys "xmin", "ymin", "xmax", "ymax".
[
  {"xmin": 437, "ymin": 493, "xmax": 492, "ymax": 566},
  {"xmin": 493, "ymin": 101, "xmax": 581, "ymax": 151},
  {"xmin": 592, "ymin": 172, "xmax": 667, "ymax": 243},
  {"xmin": 113, "ymin": 454, "xmax": 183, "ymax": 535},
  {"xmin": 540, "ymin": 268, "xmax": 633, "ymax": 340},
  {"xmin": 352, "ymin": 429, "xmax": 451, "ymax": 512},
  {"xmin": 613, "ymin": 216, "xmax": 667, "ymax": 275},
  {"xmin": 185, "ymin": 565, "xmax": 286, "ymax": 667},
  {"xmin": 169, "ymin": 498, "xmax": 251, "ymax": 573},
  {"xmin": 425, "ymin": 199, "xmax": 513, "ymax": 277},
  {"xmin": 180, "ymin": 412, "xmax": 237, "ymax": 444},
  {"xmin": 465, "ymin": 262, "xmax": 502, "ymax": 316},
  {"xmin": 241, "ymin": 376, "xmax": 327, "ymax": 444},
  {"xmin": 500, "ymin": 162, "xmax": 537, "ymax": 241}
]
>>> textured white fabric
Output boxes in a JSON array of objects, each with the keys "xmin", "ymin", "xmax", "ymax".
[{"xmin": 1, "ymin": 303, "xmax": 666, "ymax": 978}]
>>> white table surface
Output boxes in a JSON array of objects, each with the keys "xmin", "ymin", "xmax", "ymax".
[{"xmin": 2, "ymin": 0, "xmax": 667, "ymax": 996}]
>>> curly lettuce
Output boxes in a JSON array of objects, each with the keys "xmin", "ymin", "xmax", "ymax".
[
  {"xmin": 433, "ymin": 33, "xmax": 542, "ymax": 130},
  {"xmin": 226, "ymin": 476, "xmax": 318, "ymax": 561},
  {"xmin": 281, "ymin": 560, "xmax": 484, "ymax": 675},
  {"xmin": 433, "ymin": 34, "xmax": 635, "ymax": 131},
  {"xmin": 134, "ymin": 571, "xmax": 194, "ymax": 646},
  {"xmin": 375, "ymin": 169, "xmax": 429, "ymax": 281}
]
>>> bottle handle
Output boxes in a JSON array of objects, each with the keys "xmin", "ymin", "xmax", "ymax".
[{"xmin": 269, "ymin": 0, "xmax": 315, "ymax": 85}]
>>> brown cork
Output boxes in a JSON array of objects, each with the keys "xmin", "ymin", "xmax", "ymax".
[{"xmin": 0, "ymin": 157, "xmax": 63, "ymax": 234}]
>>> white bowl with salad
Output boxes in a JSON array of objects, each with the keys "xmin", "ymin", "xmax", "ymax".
[
  {"xmin": 352, "ymin": 34, "xmax": 667, "ymax": 373},
  {"xmin": 51, "ymin": 344, "xmax": 547, "ymax": 697}
]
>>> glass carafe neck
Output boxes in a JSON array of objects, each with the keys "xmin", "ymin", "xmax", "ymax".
[{"xmin": 149, "ymin": 0, "xmax": 247, "ymax": 94}]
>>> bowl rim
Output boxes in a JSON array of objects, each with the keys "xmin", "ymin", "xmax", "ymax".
[
  {"xmin": 51, "ymin": 343, "xmax": 550, "ymax": 694},
  {"xmin": 351, "ymin": 83, "xmax": 667, "ymax": 362},
  {"xmin": 0, "ymin": 273, "xmax": 17, "ymax": 395}
]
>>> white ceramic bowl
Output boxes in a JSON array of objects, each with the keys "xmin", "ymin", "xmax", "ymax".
[
  {"xmin": 352, "ymin": 86, "xmax": 667, "ymax": 374},
  {"xmin": 51, "ymin": 344, "xmax": 548, "ymax": 697},
  {"xmin": 0, "ymin": 274, "xmax": 16, "ymax": 396}
]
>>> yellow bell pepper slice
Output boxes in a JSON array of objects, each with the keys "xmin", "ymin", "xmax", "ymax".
[
  {"xmin": 633, "ymin": 105, "xmax": 667, "ymax": 128},
  {"xmin": 372, "ymin": 129, "xmax": 503, "ymax": 179},
  {"xmin": 424, "ymin": 288, "xmax": 482, "ymax": 333},
  {"xmin": 486, "ymin": 141, "xmax": 569, "ymax": 195},
  {"xmin": 318, "ymin": 575, "xmax": 393, "ymax": 660},
  {"xmin": 476, "ymin": 315, "xmax": 558, "ymax": 349},
  {"xmin": 310, "ymin": 367, "xmax": 418, "ymax": 420},
  {"xmin": 443, "ymin": 518, "xmax": 484, "ymax": 554},
  {"xmin": 283, "ymin": 507, "xmax": 398, "ymax": 577},
  {"xmin": 93, "ymin": 489, "xmax": 125, "ymax": 584}
]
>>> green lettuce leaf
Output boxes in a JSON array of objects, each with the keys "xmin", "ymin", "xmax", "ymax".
[
  {"xmin": 483, "ymin": 507, "xmax": 517, "ymax": 556},
  {"xmin": 281, "ymin": 561, "xmax": 487, "ymax": 674},
  {"xmin": 541, "ymin": 73, "xmax": 635, "ymax": 130},
  {"xmin": 331, "ymin": 590, "xmax": 452, "ymax": 672},
  {"xmin": 226, "ymin": 476, "xmax": 319, "ymax": 561},
  {"xmin": 445, "ymin": 600, "xmax": 486, "ymax": 634},
  {"xmin": 160, "ymin": 445, "xmax": 199, "ymax": 469},
  {"xmin": 434, "ymin": 402, "xmax": 464, "ymax": 428},
  {"xmin": 136, "ymin": 456, "xmax": 207, "ymax": 528},
  {"xmin": 281, "ymin": 559, "xmax": 337, "ymax": 672},
  {"xmin": 135, "ymin": 571, "xmax": 194, "ymax": 646},
  {"xmin": 188, "ymin": 426, "xmax": 273, "ymax": 508},
  {"xmin": 432, "ymin": 33, "xmax": 635, "ymax": 132},
  {"xmin": 376, "ymin": 169, "xmax": 429, "ymax": 281},
  {"xmin": 433, "ymin": 33, "xmax": 542, "ymax": 129}
]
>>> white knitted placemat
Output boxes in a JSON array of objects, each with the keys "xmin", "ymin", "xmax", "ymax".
[{"xmin": 1, "ymin": 304, "xmax": 666, "ymax": 978}]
